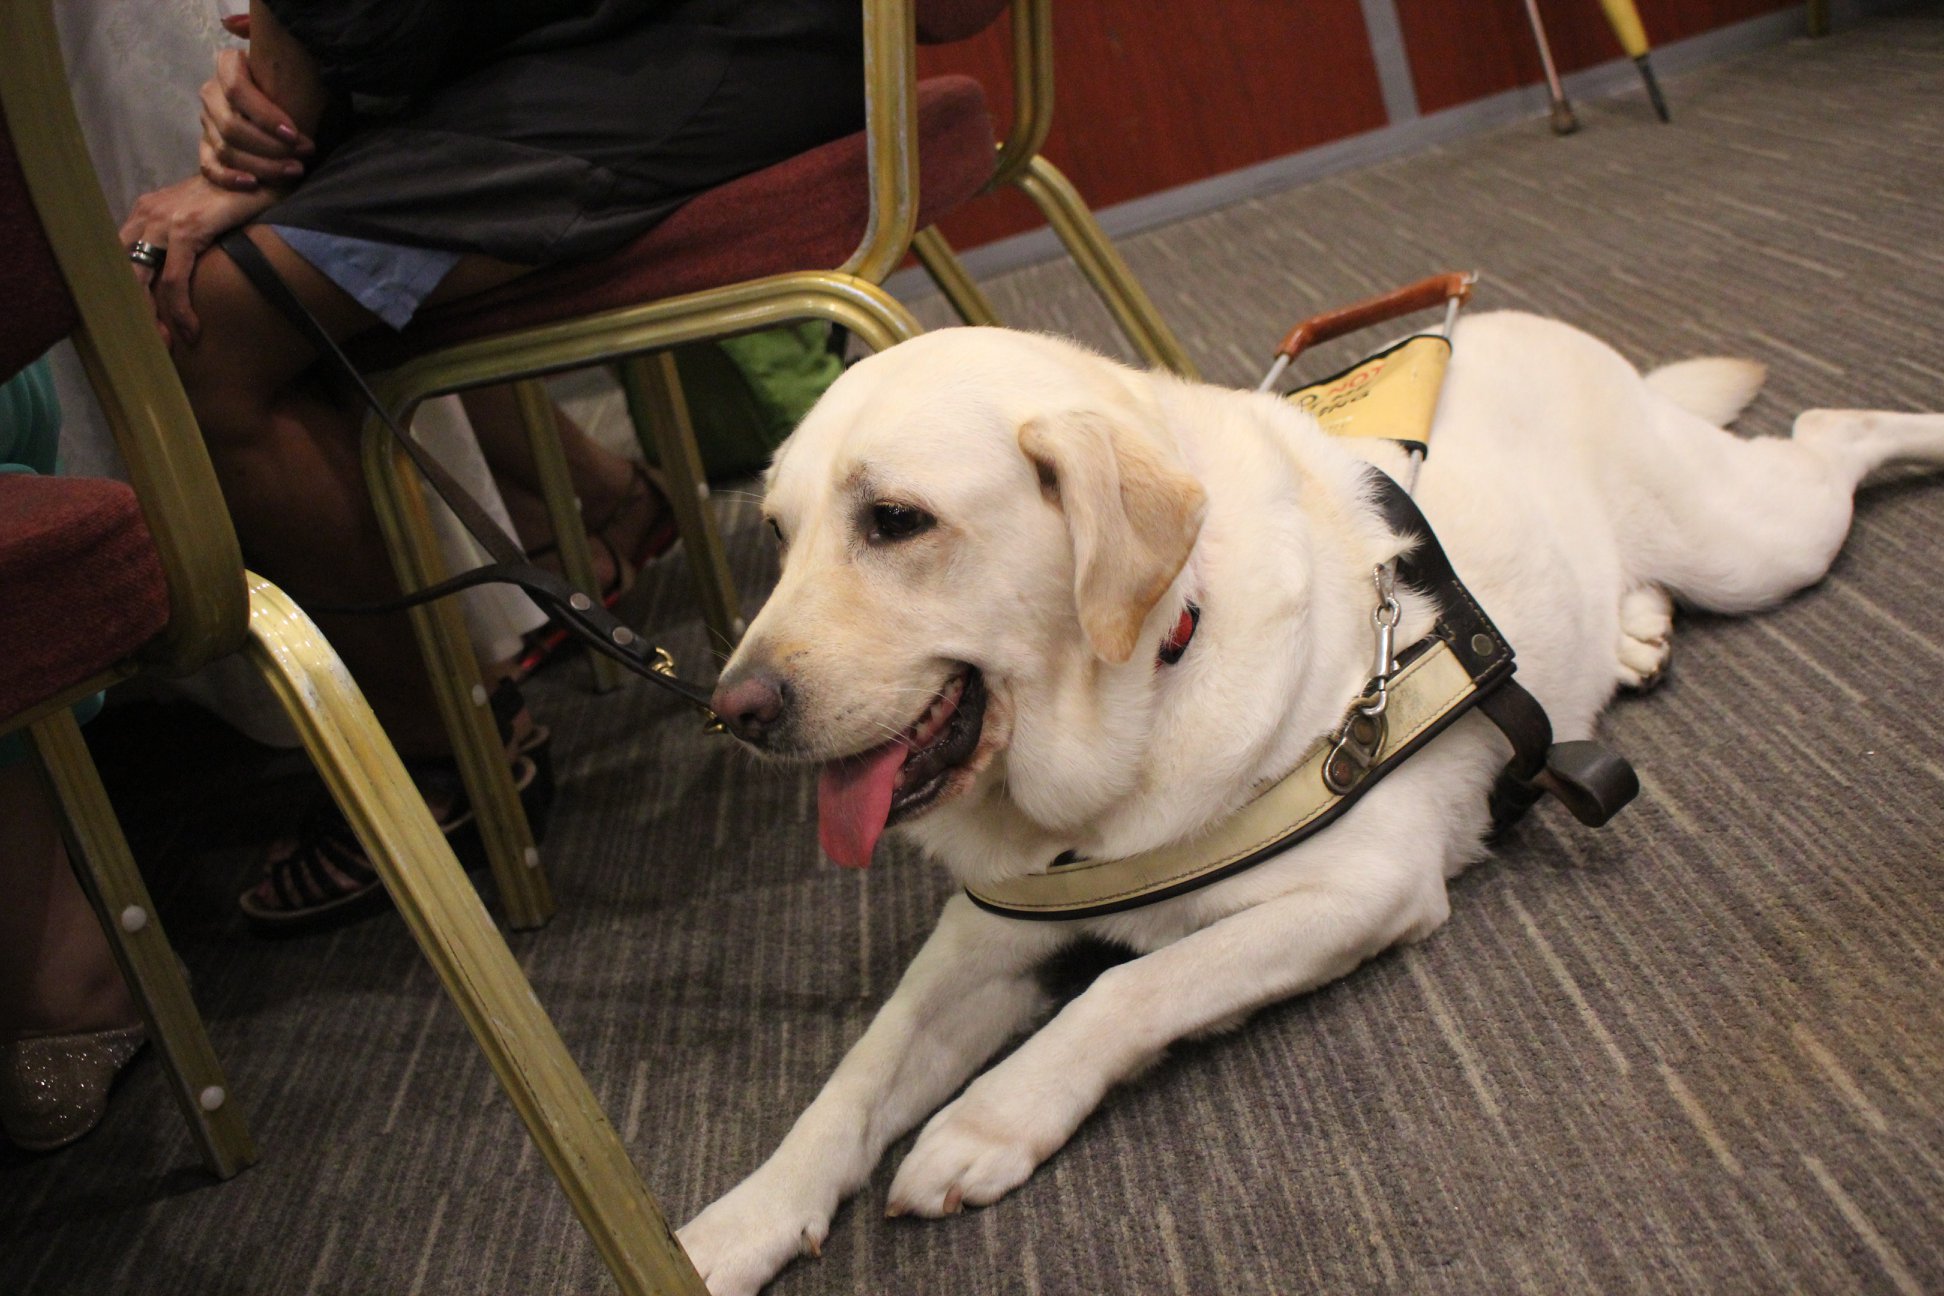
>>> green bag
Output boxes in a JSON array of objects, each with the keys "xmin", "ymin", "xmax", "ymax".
[{"xmin": 662, "ymin": 322, "xmax": 845, "ymax": 481}]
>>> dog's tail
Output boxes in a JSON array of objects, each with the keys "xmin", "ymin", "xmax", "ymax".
[{"xmin": 1645, "ymin": 357, "xmax": 1768, "ymax": 427}]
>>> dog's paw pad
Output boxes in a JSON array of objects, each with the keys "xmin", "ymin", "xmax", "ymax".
[
  {"xmin": 1617, "ymin": 587, "xmax": 1673, "ymax": 692},
  {"xmin": 887, "ymin": 1101, "xmax": 1042, "ymax": 1218}
]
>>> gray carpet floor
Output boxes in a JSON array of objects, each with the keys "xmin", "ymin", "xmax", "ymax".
[{"xmin": 6, "ymin": 13, "xmax": 1944, "ymax": 1294}]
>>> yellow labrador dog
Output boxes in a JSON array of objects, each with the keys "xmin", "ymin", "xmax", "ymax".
[{"xmin": 679, "ymin": 315, "xmax": 1944, "ymax": 1295}]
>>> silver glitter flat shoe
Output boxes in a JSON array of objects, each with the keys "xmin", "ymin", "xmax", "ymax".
[{"xmin": 0, "ymin": 1024, "xmax": 147, "ymax": 1152}]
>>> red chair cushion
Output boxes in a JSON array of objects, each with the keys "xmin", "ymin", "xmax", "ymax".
[
  {"xmin": 354, "ymin": 75, "xmax": 995, "ymax": 371},
  {"xmin": 0, "ymin": 475, "xmax": 170, "ymax": 722}
]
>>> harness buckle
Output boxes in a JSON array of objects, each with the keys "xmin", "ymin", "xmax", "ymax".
[
  {"xmin": 648, "ymin": 647, "xmax": 727, "ymax": 734},
  {"xmin": 1324, "ymin": 684, "xmax": 1389, "ymax": 794}
]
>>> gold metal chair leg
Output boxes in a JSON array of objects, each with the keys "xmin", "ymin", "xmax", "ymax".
[
  {"xmin": 911, "ymin": 226, "xmax": 1002, "ymax": 327},
  {"xmin": 618, "ymin": 355, "xmax": 743, "ymax": 659},
  {"xmin": 361, "ymin": 415, "xmax": 555, "ymax": 930},
  {"xmin": 513, "ymin": 380, "xmax": 624, "ymax": 694},
  {"xmin": 26, "ymin": 710, "xmax": 257, "ymax": 1180},
  {"xmin": 1011, "ymin": 155, "xmax": 1200, "ymax": 379},
  {"xmin": 240, "ymin": 576, "xmax": 705, "ymax": 1295},
  {"xmin": 755, "ymin": 275, "xmax": 924, "ymax": 354}
]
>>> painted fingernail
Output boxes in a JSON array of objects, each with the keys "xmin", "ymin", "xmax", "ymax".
[
  {"xmin": 282, "ymin": 161, "xmax": 304, "ymax": 178},
  {"xmin": 275, "ymin": 123, "xmax": 298, "ymax": 142}
]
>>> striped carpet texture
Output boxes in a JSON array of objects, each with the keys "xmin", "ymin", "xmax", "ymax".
[{"xmin": 5, "ymin": 13, "xmax": 1941, "ymax": 1294}]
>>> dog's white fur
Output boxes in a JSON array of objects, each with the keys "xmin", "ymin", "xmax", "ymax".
[{"xmin": 679, "ymin": 314, "xmax": 1944, "ymax": 1294}]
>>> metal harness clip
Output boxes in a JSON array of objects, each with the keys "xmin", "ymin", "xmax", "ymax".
[{"xmin": 1323, "ymin": 567, "xmax": 1405, "ymax": 794}]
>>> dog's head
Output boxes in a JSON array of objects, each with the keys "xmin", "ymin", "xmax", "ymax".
[{"xmin": 712, "ymin": 328, "xmax": 1208, "ymax": 869}]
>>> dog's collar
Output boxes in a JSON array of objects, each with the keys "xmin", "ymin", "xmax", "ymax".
[
  {"xmin": 965, "ymin": 470, "xmax": 1639, "ymax": 922},
  {"xmin": 1157, "ymin": 602, "xmax": 1199, "ymax": 667}
]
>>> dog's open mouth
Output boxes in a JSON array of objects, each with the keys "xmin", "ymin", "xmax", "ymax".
[{"xmin": 817, "ymin": 667, "xmax": 986, "ymax": 868}]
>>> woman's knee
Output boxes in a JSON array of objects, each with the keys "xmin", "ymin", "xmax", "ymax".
[{"xmin": 169, "ymin": 249, "xmax": 289, "ymax": 446}]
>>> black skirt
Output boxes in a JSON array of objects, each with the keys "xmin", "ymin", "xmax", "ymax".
[{"xmin": 259, "ymin": 0, "xmax": 865, "ymax": 266}]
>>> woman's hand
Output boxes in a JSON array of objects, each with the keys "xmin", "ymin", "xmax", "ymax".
[
  {"xmin": 119, "ymin": 177, "xmax": 279, "ymax": 347},
  {"xmin": 199, "ymin": 47, "xmax": 314, "ymax": 192}
]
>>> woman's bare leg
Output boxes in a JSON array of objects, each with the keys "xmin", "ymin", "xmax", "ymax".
[
  {"xmin": 0, "ymin": 761, "xmax": 136, "ymax": 1041},
  {"xmin": 171, "ymin": 228, "xmax": 528, "ymax": 756},
  {"xmin": 460, "ymin": 384, "xmax": 670, "ymax": 585}
]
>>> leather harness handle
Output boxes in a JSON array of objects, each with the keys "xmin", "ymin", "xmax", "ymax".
[{"xmin": 1275, "ymin": 271, "xmax": 1476, "ymax": 362}]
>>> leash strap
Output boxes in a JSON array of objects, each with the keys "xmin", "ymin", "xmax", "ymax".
[
  {"xmin": 966, "ymin": 468, "xmax": 1637, "ymax": 921},
  {"xmin": 216, "ymin": 231, "xmax": 718, "ymax": 714}
]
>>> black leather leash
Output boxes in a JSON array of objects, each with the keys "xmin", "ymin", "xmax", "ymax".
[{"xmin": 218, "ymin": 230, "xmax": 718, "ymax": 716}]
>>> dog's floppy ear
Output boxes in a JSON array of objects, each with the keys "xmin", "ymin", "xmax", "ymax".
[{"xmin": 1019, "ymin": 405, "xmax": 1208, "ymax": 663}]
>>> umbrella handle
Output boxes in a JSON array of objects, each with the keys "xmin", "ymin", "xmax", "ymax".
[{"xmin": 1597, "ymin": 0, "xmax": 1651, "ymax": 58}]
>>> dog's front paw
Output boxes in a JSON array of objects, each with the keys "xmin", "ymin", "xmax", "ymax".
[
  {"xmin": 678, "ymin": 1180, "xmax": 830, "ymax": 1296},
  {"xmin": 887, "ymin": 1089, "xmax": 1054, "ymax": 1218}
]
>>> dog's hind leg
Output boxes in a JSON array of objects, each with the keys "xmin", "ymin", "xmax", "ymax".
[
  {"xmin": 1631, "ymin": 407, "xmax": 1944, "ymax": 617},
  {"xmin": 1791, "ymin": 409, "xmax": 1944, "ymax": 490}
]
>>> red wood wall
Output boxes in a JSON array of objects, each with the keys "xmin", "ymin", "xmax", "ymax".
[{"xmin": 917, "ymin": 0, "xmax": 1798, "ymax": 251}]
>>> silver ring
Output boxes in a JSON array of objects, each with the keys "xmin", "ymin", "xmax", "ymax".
[{"xmin": 128, "ymin": 240, "xmax": 165, "ymax": 270}]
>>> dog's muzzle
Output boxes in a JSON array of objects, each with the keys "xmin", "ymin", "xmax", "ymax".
[{"xmin": 713, "ymin": 670, "xmax": 789, "ymax": 746}]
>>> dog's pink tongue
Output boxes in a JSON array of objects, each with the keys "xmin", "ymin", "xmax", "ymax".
[{"xmin": 817, "ymin": 742, "xmax": 908, "ymax": 868}]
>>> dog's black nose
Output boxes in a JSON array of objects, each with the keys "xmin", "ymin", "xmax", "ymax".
[{"xmin": 712, "ymin": 671, "xmax": 787, "ymax": 745}]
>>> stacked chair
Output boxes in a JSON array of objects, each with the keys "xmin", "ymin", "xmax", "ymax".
[
  {"xmin": 0, "ymin": 0, "xmax": 704, "ymax": 1288},
  {"xmin": 351, "ymin": 0, "xmax": 1196, "ymax": 931},
  {"xmin": 2, "ymin": 0, "xmax": 1187, "ymax": 1286}
]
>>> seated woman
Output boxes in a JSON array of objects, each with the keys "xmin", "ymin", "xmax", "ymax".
[{"xmin": 122, "ymin": 0, "xmax": 865, "ymax": 931}]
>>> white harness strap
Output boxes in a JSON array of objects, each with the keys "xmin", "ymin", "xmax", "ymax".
[{"xmin": 965, "ymin": 641, "xmax": 1477, "ymax": 918}]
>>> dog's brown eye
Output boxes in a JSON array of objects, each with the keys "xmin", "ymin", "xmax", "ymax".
[{"xmin": 868, "ymin": 502, "xmax": 934, "ymax": 543}]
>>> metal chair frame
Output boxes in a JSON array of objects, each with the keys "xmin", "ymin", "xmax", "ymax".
[
  {"xmin": 912, "ymin": 0, "xmax": 1198, "ymax": 377},
  {"xmin": 361, "ymin": 1, "xmax": 1193, "ymax": 934},
  {"xmin": 0, "ymin": 2, "xmax": 704, "ymax": 1287}
]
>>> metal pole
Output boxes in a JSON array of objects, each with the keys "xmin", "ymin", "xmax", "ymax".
[{"xmin": 1520, "ymin": 0, "xmax": 1579, "ymax": 135}]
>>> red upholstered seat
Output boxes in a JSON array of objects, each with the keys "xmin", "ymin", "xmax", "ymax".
[
  {"xmin": 3, "ymin": 112, "xmax": 172, "ymax": 724},
  {"xmin": 354, "ymin": 76, "xmax": 996, "ymax": 372},
  {"xmin": 0, "ymin": 474, "xmax": 170, "ymax": 721}
]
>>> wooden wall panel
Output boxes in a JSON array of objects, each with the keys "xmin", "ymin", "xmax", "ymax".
[
  {"xmin": 917, "ymin": 0, "xmax": 1390, "ymax": 250},
  {"xmin": 1398, "ymin": 0, "xmax": 1797, "ymax": 117},
  {"xmin": 912, "ymin": 0, "xmax": 1799, "ymax": 252}
]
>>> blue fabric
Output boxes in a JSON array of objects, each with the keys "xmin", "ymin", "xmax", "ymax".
[
  {"xmin": 1, "ymin": 354, "xmax": 61, "ymax": 474},
  {"xmin": 270, "ymin": 225, "xmax": 462, "ymax": 329}
]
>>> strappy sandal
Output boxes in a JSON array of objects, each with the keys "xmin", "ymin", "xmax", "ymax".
[
  {"xmin": 514, "ymin": 462, "xmax": 678, "ymax": 679},
  {"xmin": 238, "ymin": 681, "xmax": 552, "ymax": 936}
]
